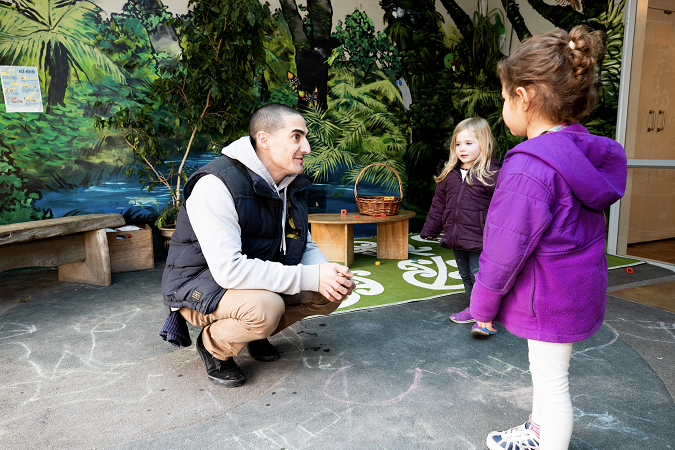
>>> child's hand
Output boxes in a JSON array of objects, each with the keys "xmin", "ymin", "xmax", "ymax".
[
  {"xmin": 477, "ymin": 320, "xmax": 497, "ymax": 332},
  {"xmin": 423, "ymin": 236, "xmax": 435, "ymax": 240}
]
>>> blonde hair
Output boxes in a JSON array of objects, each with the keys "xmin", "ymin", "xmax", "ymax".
[{"xmin": 435, "ymin": 117, "xmax": 497, "ymax": 186}]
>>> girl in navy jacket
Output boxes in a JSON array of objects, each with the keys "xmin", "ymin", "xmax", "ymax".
[{"xmin": 421, "ymin": 117, "xmax": 500, "ymax": 335}]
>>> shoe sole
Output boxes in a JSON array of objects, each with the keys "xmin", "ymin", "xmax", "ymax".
[
  {"xmin": 471, "ymin": 327, "xmax": 497, "ymax": 336},
  {"xmin": 206, "ymin": 374, "xmax": 246, "ymax": 387},
  {"xmin": 250, "ymin": 353, "xmax": 280, "ymax": 363},
  {"xmin": 450, "ymin": 317, "xmax": 477, "ymax": 324}
]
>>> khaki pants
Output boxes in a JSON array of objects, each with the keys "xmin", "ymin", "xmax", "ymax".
[{"xmin": 180, "ymin": 290, "xmax": 339, "ymax": 360}]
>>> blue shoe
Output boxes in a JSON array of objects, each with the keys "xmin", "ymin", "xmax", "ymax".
[
  {"xmin": 486, "ymin": 419, "xmax": 540, "ymax": 449},
  {"xmin": 471, "ymin": 322, "xmax": 497, "ymax": 336}
]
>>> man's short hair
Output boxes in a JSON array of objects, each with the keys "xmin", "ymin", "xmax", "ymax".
[{"xmin": 249, "ymin": 104, "xmax": 303, "ymax": 149}]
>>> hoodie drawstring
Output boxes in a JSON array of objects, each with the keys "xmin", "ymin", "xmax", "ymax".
[{"xmin": 279, "ymin": 187, "xmax": 287, "ymax": 255}]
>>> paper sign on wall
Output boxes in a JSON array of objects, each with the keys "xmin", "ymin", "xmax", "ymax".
[{"xmin": 1, "ymin": 66, "xmax": 44, "ymax": 113}]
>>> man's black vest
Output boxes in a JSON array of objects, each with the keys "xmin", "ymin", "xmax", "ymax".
[{"xmin": 161, "ymin": 155, "xmax": 310, "ymax": 315}]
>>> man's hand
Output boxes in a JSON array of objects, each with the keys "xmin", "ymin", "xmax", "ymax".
[{"xmin": 319, "ymin": 263, "xmax": 356, "ymax": 303}]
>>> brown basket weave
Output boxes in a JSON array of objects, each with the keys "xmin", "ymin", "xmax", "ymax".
[{"xmin": 354, "ymin": 163, "xmax": 403, "ymax": 215}]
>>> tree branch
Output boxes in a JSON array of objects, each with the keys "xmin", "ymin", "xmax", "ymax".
[
  {"xmin": 526, "ymin": 0, "xmax": 585, "ymax": 29},
  {"xmin": 307, "ymin": 0, "xmax": 333, "ymax": 41},
  {"xmin": 438, "ymin": 0, "xmax": 474, "ymax": 37},
  {"xmin": 279, "ymin": 0, "xmax": 311, "ymax": 53},
  {"xmin": 175, "ymin": 89, "xmax": 212, "ymax": 198},
  {"xmin": 501, "ymin": 0, "xmax": 532, "ymax": 41}
]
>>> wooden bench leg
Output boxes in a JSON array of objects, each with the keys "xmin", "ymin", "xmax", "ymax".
[
  {"xmin": 58, "ymin": 229, "xmax": 112, "ymax": 286},
  {"xmin": 377, "ymin": 219, "xmax": 409, "ymax": 260},
  {"xmin": 311, "ymin": 223, "xmax": 354, "ymax": 266}
]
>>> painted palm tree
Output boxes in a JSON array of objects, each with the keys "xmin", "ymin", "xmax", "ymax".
[
  {"xmin": 0, "ymin": 0, "xmax": 124, "ymax": 110},
  {"xmin": 304, "ymin": 68, "xmax": 408, "ymax": 192}
]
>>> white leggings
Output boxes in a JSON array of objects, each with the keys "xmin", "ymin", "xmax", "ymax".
[{"xmin": 528, "ymin": 339, "xmax": 574, "ymax": 450}]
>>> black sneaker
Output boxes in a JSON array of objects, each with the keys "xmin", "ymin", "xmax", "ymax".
[
  {"xmin": 247, "ymin": 338, "xmax": 280, "ymax": 362},
  {"xmin": 196, "ymin": 331, "xmax": 246, "ymax": 387}
]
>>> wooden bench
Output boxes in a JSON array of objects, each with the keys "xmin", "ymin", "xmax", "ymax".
[
  {"xmin": 0, "ymin": 214, "xmax": 125, "ymax": 286},
  {"xmin": 308, "ymin": 210, "xmax": 416, "ymax": 266}
]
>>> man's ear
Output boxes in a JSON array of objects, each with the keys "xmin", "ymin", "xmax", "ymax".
[{"xmin": 256, "ymin": 131, "xmax": 270, "ymax": 151}]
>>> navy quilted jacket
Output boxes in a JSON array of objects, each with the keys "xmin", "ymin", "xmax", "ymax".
[{"xmin": 421, "ymin": 159, "xmax": 501, "ymax": 252}]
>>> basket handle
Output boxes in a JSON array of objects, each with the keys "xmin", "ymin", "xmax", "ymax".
[{"xmin": 354, "ymin": 163, "xmax": 403, "ymax": 199}]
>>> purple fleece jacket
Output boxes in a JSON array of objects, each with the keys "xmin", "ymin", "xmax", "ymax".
[{"xmin": 470, "ymin": 124, "xmax": 627, "ymax": 343}]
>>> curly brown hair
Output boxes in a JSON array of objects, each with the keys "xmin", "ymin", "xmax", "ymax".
[{"xmin": 498, "ymin": 26, "xmax": 604, "ymax": 124}]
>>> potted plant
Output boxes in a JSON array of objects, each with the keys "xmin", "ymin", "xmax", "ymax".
[{"xmin": 95, "ymin": 0, "xmax": 274, "ymax": 236}]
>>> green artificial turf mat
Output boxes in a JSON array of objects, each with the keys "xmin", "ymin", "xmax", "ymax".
[{"xmin": 334, "ymin": 234, "xmax": 643, "ymax": 313}]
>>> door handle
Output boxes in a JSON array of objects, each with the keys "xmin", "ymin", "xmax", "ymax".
[
  {"xmin": 657, "ymin": 110, "xmax": 666, "ymax": 132},
  {"xmin": 648, "ymin": 110, "xmax": 656, "ymax": 132}
]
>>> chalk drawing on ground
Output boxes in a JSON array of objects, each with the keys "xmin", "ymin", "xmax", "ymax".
[
  {"xmin": 0, "ymin": 322, "xmax": 37, "ymax": 340},
  {"xmin": 0, "ymin": 308, "xmax": 142, "ymax": 426}
]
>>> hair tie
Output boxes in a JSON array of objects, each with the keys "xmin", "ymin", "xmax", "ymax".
[{"xmin": 569, "ymin": 41, "xmax": 576, "ymax": 50}]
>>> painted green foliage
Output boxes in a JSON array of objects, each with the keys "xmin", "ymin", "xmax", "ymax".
[
  {"xmin": 0, "ymin": 0, "xmax": 626, "ymax": 227},
  {"xmin": 0, "ymin": 0, "xmax": 125, "ymax": 109},
  {"xmin": 447, "ymin": 4, "xmax": 522, "ymax": 157},
  {"xmin": 94, "ymin": 0, "xmax": 274, "ymax": 227},
  {"xmin": 95, "ymin": 13, "xmax": 158, "ymax": 86},
  {"xmin": 302, "ymin": 8, "xmax": 409, "ymax": 192},
  {"xmin": 497, "ymin": 0, "xmax": 626, "ymax": 138},
  {"xmin": 0, "ymin": 145, "xmax": 52, "ymax": 222},
  {"xmin": 304, "ymin": 68, "xmax": 408, "ymax": 192},
  {"xmin": 258, "ymin": 9, "xmax": 299, "ymax": 107},
  {"xmin": 380, "ymin": 0, "xmax": 455, "ymax": 212},
  {"xmin": 332, "ymin": 9, "xmax": 402, "ymax": 77},
  {"xmin": 0, "ymin": 0, "xmax": 160, "ymax": 225}
]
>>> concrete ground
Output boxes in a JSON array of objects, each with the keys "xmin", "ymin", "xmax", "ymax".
[{"xmin": 1, "ymin": 260, "xmax": 674, "ymax": 450}]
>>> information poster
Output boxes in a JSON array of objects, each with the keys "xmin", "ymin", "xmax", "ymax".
[{"xmin": 1, "ymin": 66, "xmax": 44, "ymax": 113}]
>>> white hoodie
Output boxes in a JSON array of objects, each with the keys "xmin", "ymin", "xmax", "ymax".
[{"xmin": 185, "ymin": 136, "xmax": 327, "ymax": 295}]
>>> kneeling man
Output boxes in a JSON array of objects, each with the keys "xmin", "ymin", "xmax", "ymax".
[{"xmin": 161, "ymin": 104, "xmax": 355, "ymax": 387}]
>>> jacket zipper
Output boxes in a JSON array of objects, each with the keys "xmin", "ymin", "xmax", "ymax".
[
  {"xmin": 530, "ymin": 267, "xmax": 536, "ymax": 316},
  {"xmin": 452, "ymin": 171, "xmax": 467, "ymax": 249}
]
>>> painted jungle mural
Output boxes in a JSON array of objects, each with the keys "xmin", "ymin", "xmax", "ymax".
[{"xmin": 0, "ymin": 0, "xmax": 626, "ymax": 230}]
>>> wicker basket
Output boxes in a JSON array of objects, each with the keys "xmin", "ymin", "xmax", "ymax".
[{"xmin": 354, "ymin": 163, "xmax": 403, "ymax": 216}]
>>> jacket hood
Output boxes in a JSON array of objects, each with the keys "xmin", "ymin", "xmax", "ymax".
[
  {"xmin": 221, "ymin": 136, "xmax": 297, "ymax": 255},
  {"xmin": 221, "ymin": 136, "xmax": 296, "ymax": 192},
  {"xmin": 505, "ymin": 123, "xmax": 627, "ymax": 211}
]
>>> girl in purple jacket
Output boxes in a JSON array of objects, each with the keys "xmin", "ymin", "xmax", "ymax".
[
  {"xmin": 472, "ymin": 27, "xmax": 627, "ymax": 450},
  {"xmin": 421, "ymin": 118, "xmax": 500, "ymax": 336}
]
